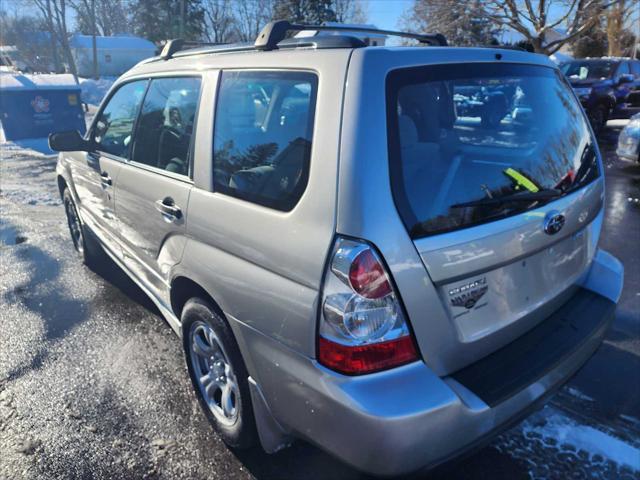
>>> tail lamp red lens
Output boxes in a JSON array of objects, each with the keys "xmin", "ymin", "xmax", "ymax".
[
  {"xmin": 348, "ymin": 249, "xmax": 392, "ymax": 299},
  {"xmin": 319, "ymin": 336, "xmax": 417, "ymax": 375},
  {"xmin": 318, "ymin": 237, "xmax": 419, "ymax": 375}
]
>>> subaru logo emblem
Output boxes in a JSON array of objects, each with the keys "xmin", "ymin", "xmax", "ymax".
[{"xmin": 544, "ymin": 211, "xmax": 565, "ymax": 235}]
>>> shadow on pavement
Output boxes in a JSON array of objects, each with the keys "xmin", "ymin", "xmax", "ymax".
[{"xmin": 86, "ymin": 240, "xmax": 159, "ymax": 316}]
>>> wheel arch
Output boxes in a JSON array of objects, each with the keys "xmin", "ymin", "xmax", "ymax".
[
  {"xmin": 170, "ymin": 275, "xmax": 224, "ymax": 322},
  {"xmin": 170, "ymin": 273, "xmax": 292, "ymax": 453},
  {"xmin": 169, "ymin": 273, "xmax": 259, "ymax": 385}
]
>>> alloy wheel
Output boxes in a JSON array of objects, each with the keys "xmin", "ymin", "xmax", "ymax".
[{"xmin": 189, "ymin": 321, "xmax": 240, "ymax": 425}]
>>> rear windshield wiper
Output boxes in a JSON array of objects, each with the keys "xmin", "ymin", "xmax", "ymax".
[{"xmin": 451, "ymin": 189, "xmax": 564, "ymax": 208}]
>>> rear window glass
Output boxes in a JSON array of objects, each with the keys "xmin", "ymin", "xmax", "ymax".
[
  {"xmin": 387, "ymin": 63, "xmax": 599, "ymax": 238},
  {"xmin": 561, "ymin": 61, "xmax": 616, "ymax": 80},
  {"xmin": 212, "ymin": 70, "xmax": 318, "ymax": 211}
]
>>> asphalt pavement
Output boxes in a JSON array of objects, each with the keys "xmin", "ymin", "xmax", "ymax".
[{"xmin": 0, "ymin": 126, "xmax": 638, "ymax": 480}]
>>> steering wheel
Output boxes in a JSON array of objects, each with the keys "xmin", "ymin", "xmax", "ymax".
[{"xmin": 158, "ymin": 126, "xmax": 183, "ymax": 169}]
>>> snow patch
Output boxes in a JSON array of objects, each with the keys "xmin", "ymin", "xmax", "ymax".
[
  {"xmin": 0, "ymin": 72, "xmax": 80, "ymax": 90},
  {"xmin": 522, "ymin": 410, "xmax": 640, "ymax": 471},
  {"xmin": 80, "ymin": 77, "xmax": 116, "ymax": 106},
  {"xmin": 566, "ymin": 387, "xmax": 594, "ymax": 402}
]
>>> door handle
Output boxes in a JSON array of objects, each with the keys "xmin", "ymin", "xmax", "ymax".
[
  {"xmin": 155, "ymin": 197, "xmax": 182, "ymax": 221},
  {"xmin": 100, "ymin": 172, "xmax": 112, "ymax": 188}
]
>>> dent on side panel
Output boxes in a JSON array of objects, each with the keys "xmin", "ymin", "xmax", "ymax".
[{"xmin": 176, "ymin": 236, "xmax": 320, "ymax": 357}]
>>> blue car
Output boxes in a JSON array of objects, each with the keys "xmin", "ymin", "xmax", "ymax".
[{"xmin": 561, "ymin": 58, "xmax": 640, "ymax": 132}]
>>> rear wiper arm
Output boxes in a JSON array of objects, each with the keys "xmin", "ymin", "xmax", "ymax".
[{"xmin": 451, "ymin": 189, "xmax": 563, "ymax": 208}]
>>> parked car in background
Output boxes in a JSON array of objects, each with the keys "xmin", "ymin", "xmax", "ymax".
[
  {"xmin": 49, "ymin": 22, "xmax": 624, "ymax": 477},
  {"xmin": 561, "ymin": 58, "xmax": 640, "ymax": 132},
  {"xmin": 617, "ymin": 112, "xmax": 640, "ymax": 163}
]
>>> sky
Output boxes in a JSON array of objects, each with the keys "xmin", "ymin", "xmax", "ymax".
[
  {"xmin": 366, "ymin": 0, "xmax": 413, "ymax": 31},
  {"xmin": 9, "ymin": 0, "xmax": 412, "ymax": 34}
]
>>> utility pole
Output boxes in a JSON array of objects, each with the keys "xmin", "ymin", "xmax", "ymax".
[
  {"xmin": 91, "ymin": 0, "xmax": 98, "ymax": 79},
  {"xmin": 180, "ymin": 0, "xmax": 186, "ymax": 39}
]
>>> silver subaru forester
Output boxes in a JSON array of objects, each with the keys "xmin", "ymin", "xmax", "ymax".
[{"xmin": 50, "ymin": 21, "xmax": 623, "ymax": 476}]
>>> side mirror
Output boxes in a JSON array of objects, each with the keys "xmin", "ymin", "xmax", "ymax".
[
  {"xmin": 618, "ymin": 74, "xmax": 634, "ymax": 85},
  {"xmin": 48, "ymin": 130, "xmax": 90, "ymax": 152}
]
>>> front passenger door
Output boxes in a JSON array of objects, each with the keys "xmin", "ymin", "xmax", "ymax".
[
  {"xmin": 70, "ymin": 80, "xmax": 148, "ymax": 254},
  {"xmin": 115, "ymin": 76, "xmax": 201, "ymax": 300}
]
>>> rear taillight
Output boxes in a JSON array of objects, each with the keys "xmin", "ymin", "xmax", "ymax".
[{"xmin": 318, "ymin": 237, "xmax": 418, "ymax": 375}]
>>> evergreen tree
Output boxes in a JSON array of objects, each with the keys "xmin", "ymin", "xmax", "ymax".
[
  {"xmin": 399, "ymin": 0, "xmax": 499, "ymax": 47},
  {"xmin": 131, "ymin": 0, "xmax": 205, "ymax": 43},
  {"xmin": 273, "ymin": 0, "xmax": 337, "ymax": 24}
]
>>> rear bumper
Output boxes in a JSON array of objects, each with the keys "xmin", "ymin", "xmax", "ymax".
[{"xmin": 233, "ymin": 250, "xmax": 622, "ymax": 476}]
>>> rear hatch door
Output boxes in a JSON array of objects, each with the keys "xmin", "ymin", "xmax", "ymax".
[{"xmin": 386, "ymin": 61, "xmax": 603, "ymax": 373}]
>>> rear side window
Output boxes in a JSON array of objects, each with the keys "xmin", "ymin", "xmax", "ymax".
[
  {"xmin": 387, "ymin": 63, "xmax": 599, "ymax": 238},
  {"xmin": 212, "ymin": 70, "xmax": 318, "ymax": 211},
  {"xmin": 131, "ymin": 77, "xmax": 201, "ymax": 176},
  {"xmin": 93, "ymin": 80, "xmax": 148, "ymax": 158},
  {"xmin": 617, "ymin": 62, "xmax": 630, "ymax": 76}
]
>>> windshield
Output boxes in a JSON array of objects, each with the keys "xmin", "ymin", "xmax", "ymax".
[
  {"xmin": 386, "ymin": 63, "xmax": 599, "ymax": 238},
  {"xmin": 561, "ymin": 61, "xmax": 616, "ymax": 80}
]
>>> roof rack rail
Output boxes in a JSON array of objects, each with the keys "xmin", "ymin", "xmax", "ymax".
[
  {"xmin": 255, "ymin": 20, "xmax": 447, "ymax": 51},
  {"xmin": 160, "ymin": 39, "xmax": 220, "ymax": 60}
]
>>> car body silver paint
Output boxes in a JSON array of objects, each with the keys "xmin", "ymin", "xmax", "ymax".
[
  {"xmin": 115, "ymin": 162, "xmax": 192, "ymax": 299},
  {"xmin": 64, "ymin": 151, "xmax": 124, "ymax": 250},
  {"xmin": 223, "ymin": 288, "xmax": 615, "ymax": 476},
  {"xmin": 56, "ymin": 44, "xmax": 625, "ymax": 476},
  {"xmin": 580, "ymin": 248, "xmax": 624, "ymax": 302}
]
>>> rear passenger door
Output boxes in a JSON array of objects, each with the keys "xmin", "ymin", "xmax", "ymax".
[{"xmin": 114, "ymin": 76, "xmax": 201, "ymax": 297}]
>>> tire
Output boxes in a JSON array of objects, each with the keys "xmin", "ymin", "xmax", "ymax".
[
  {"xmin": 182, "ymin": 297, "xmax": 257, "ymax": 449},
  {"xmin": 588, "ymin": 105, "xmax": 608, "ymax": 134},
  {"xmin": 63, "ymin": 188, "xmax": 97, "ymax": 265}
]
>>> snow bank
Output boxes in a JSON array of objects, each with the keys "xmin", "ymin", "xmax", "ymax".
[
  {"xmin": 0, "ymin": 138, "xmax": 55, "ymax": 156},
  {"xmin": 0, "ymin": 72, "xmax": 80, "ymax": 90},
  {"xmin": 80, "ymin": 77, "xmax": 116, "ymax": 106}
]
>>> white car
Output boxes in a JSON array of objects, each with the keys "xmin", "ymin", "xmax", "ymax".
[{"xmin": 617, "ymin": 113, "xmax": 640, "ymax": 163}]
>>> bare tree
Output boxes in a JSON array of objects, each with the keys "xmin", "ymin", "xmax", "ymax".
[
  {"xmin": 234, "ymin": 0, "xmax": 274, "ymax": 42},
  {"xmin": 333, "ymin": 0, "xmax": 368, "ymax": 23},
  {"xmin": 71, "ymin": 0, "xmax": 130, "ymax": 36},
  {"xmin": 33, "ymin": 0, "xmax": 79, "ymax": 80},
  {"xmin": 479, "ymin": 0, "xmax": 622, "ymax": 54},
  {"xmin": 32, "ymin": 0, "xmax": 63, "ymax": 72},
  {"xmin": 69, "ymin": 0, "xmax": 98, "ymax": 78},
  {"xmin": 202, "ymin": 0, "xmax": 237, "ymax": 43},
  {"xmin": 606, "ymin": 0, "xmax": 636, "ymax": 56}
]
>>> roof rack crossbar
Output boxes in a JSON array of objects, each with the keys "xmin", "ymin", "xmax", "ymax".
[
  {"xmin": 254, "ymin": 20, "xmax": 447, "ymax": 50},
  {"xmin": 160, "ymin": 39, "xmax": 219, "ymax": 60}
]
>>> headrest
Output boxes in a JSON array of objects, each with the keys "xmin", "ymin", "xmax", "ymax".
[{"xmin": 399, "ymin": 115, "xmax": 418, "ymax": 145}]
